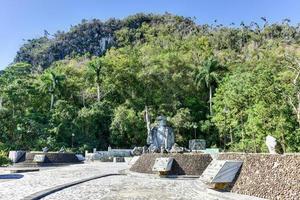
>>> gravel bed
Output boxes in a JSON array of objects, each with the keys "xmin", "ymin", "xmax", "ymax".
[
  {"xmin": 130, "ymin": 153, "xmax": 212, "ymax": 175},
  {"xmin": 218, "ymin": 153, "xmax": 300, "ymax": 200}
]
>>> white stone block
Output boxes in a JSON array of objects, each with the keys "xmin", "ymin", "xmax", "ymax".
[
  {"xmin": 33, "ymin": 155, "xmax": 46, "ymax": 163},
  {"xmin": 9, "ymin": 151, "xmax": 25, "ymax": 163},
  {"xmin": 266, "ymin": 135, "xmax": 277, "ymax": 154},
  {"xmin": 152, "ymin": 157, "xmax": 174, "ymax": 172}
]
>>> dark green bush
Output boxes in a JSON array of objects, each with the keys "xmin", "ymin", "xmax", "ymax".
[{"xmin": 0, "ymin": 150, "xmax": 11, "ymax": 166}]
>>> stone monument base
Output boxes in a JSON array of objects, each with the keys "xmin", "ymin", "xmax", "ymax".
[
  {"xmin": 13, "ymin": 152, "xmax": 82, "ymax": 167},
  {"xmin": 130, "ymin": 153, "xmax": 212, "ymax": 175}
]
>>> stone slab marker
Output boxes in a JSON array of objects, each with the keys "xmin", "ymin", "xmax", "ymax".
[
  {"xmin": 200, "ymin": 160, "xmax": 243, "ymax": 189},
  {"xmin": 189, "ymin": 139, "xmax": 206, "ymax": 150},
  {"xmin": 9, "ymin": 151, "xmax": 25, "ymax": 163},
  {"xmin": 113, "ymin": 157, "xmax": 125, "ymax": 163},
  {"xmin": 33, "ymin": 154, "xmax": 46, "ymax": 163},
  {"xmin": 152, "ymin": 157, "xmax": 174, "ymax": 176},
  {"xmin": 266, "ymin": 135, "xmax": 277, "ymax": 154}
]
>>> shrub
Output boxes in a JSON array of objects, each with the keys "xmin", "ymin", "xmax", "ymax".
[{"xmin": 0, "ymin": 150, "xmax": 11, "ymax": 166}]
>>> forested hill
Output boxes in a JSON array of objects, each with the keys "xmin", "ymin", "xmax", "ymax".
[
  {"xmin": 14, "ymin": 14, "xmax": 300, "ymax": 71},
  {"xmin": 14, "ymin": 13, "xmax": 199, "ymax": 69},
  {"xmin": 1, "ymin": 13, "xmax": 300, "ymax": 154}
]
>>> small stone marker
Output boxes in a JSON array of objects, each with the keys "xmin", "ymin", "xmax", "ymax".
[
  {"xmin": 200, "ymin": 160, "xmax": 243, "ymax": 188},
  {"xmin": 266, "ymin": 135, "xmax": 277, "ymax": 154},
  {"xmin": 9, "ymin": 151, "xmax": 25, "ymax": 163},
  {"xmin": 42, "ymin": 147, "xmax": 49, "ymax": 153},
  {"xmin": 59, "ymin": 147, "xmax": 66, "ymax": 153},
  {"xmin": 75, "ymin": 154, "xmax": 85, "ymax": 161},
  {"xmin": 33, "ymin": 155, "xmax": 46, "ymax": 163},
  {"xmin": 113, "ymin": 157, "xmax": 125, "ymax": 163},
  {"xmin": 189, "ymin": 139, "xmax": 206, "ymax": 150},
  {"xmin": 152, "ymin": 157, "xmax": 174, "ymax": 175}
]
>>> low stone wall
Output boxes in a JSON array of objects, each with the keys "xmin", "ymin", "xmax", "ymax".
[
  {"xmin": 130, "ymin": 153, "xmax": 212, "ymax": 175},
  {"xmin": 218, "ymin": 153, "xmax": 300, "ymax": 200},
  {"xmin": 25, "ymin": 152, "xmax": 80, "ymax": 164},
  {"xmin": 85, "ymin": 149, "xmax": 132, "ymax": 162}
]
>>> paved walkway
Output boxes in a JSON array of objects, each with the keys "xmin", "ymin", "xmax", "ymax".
[
  {"xmin": 42, "ymin": 172, "xmax": 264, "ymax": 200},
  {"xmin": 0, "ymin": 163, "xmax": 127, "ymax": 200},
  {"xmin": 0, "ymin": 162, "xmax": 264, "ymax": 200}
]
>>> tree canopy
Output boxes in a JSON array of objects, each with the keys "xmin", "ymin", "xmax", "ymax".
[{"xmin": 1, "ymin": 13, "xmax": 300, "ymax": 153}]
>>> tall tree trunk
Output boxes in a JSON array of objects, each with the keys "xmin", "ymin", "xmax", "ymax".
[
  {"xmin": 224, "ymin": 113, "xmax": 227, "ymax": 151},
  {"xmin": 145, "ymin": 106, "xmax": 151, "ymax": 145},
  {"xmin": 50, "ymin": 75, "xmax": 56, "ymax": 110},
  {"xmin": 241, "ymin": 116, "xmax": 245, "ymax": 152},
  {"xmin": 280, "ymin": 132, "xmax": 286, "ymax": 153},
  {"xmin": 252, "ymin": 132, "xmax": 257, "ymax": 153},
  {"xmin": 230, "ymin": 128, "xmax": 233, "ymax": 144},
  {"xmin": 286, "ymin": 61, "xmax": 300, "ymax": 127},
  {"xmin": 209, "ymin": 85, "xmax": 213, "ymax": 115},
  {"xmin": 97, "ymin": 83, "xmax": 100, "ymax": 102},
  {"xmin": 0, "ymin": 97, "xmax": 2, "ymax": 109},
  {"xmin": 82, "ymin": 92, "xmax": 86, "ymax": 107},
  {"xmin": 50, "ymin": 94, "xmax": 54, "ymax": 110},
  {"xmin": 242, "ymin": 130, "xmax": 245, "ymax": 152}
]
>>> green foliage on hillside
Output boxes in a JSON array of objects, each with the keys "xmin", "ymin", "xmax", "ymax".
[{"xmin": 1, "ymin": 14, "xmax": 300, "ymax": 153}]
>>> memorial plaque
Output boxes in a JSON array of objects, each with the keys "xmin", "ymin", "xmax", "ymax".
[
  {"xmin": 189, "ymin": 139, "xmax": 206, "ymax": 150},
  {"xmin": 113, "ymin": 157, "xmax": 125, "ymax": 162},
  {"xmin": 200, "ymin": 160, "xmax": 243, "ymax": 183},
  {"xmin": 152, "ymin": 157, "xmax": 174, "ymax": 172},
  {"xmin": 33, "ymin": 154, "xmax": 46, "ymax": 163}
]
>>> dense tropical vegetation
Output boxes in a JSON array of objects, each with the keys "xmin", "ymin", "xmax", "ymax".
[{"xmin": 1, "ymin": 13, "xmax": 300, "ymax": 156}]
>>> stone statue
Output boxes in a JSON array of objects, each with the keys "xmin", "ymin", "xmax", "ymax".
[
  {"xmin": 59, "ymin": 147, "xmax": 66, "ymax": 153},
  {"xmin": 147, "ymin": 116, "xmax": 175, "ymax": 153},
  {"xmin": 266, "ymin": 135, "xmax": 284, "ymax": 154},
  {"xmin": 42, "ymin": 147, "xmax": 49, "ymax": 153},
  {"xmin": 266, "ymin": 135, "xmax": 276, "ymax": 154}
]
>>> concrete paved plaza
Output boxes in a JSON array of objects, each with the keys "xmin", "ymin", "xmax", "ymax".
[{"xmin": 0, "ymin": 162, "xmax": 263, "ymax": 200}]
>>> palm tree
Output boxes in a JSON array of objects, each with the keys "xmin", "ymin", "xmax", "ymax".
[
  {"xmin": 41, "ymin": 71, "xmax": 65, "ymax": 110},
  {"xmin": 195, "ymin": 57, "xmax": 224, "ymax": 115},
  {"xmin": 88, "ymin": 57, "xmax": 105, "ymax": 102}
]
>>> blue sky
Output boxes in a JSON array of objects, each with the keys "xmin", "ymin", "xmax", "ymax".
[{"xmin": 1, "ymin": 0, "xmax": 300, "ymax": 70}]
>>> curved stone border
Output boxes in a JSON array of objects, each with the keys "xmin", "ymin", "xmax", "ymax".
[
  {"xmin": 22, "ymin": 173, "xmax": 123, "ymax": 200},
  {"xmin": 125, "ymin": 170, "xmax": 264, "ymax": 200},
  {"xmin": 125, "ymin": 169, "xmax": 200, "ymax": 180}
]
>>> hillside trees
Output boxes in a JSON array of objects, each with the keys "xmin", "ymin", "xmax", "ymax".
[
  {"xmin": 195, "ymin": 58, "xmax": 226, "ymax": 115},
  {"xmin": 212, "ymin": 43, "xmax": 300, "ymax": 152},
  {"xmin": 1, "ymin": 14, "xmax": 300, "ymax": 153}
]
